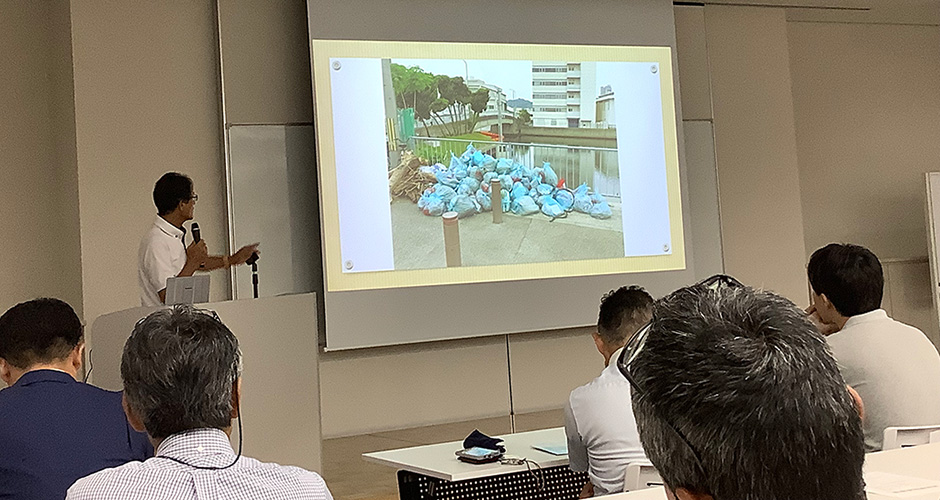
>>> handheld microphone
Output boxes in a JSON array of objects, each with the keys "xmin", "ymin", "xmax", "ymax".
[{"xmin": 191, "ymin": 222, "xmax": 201, "ymax": 243}]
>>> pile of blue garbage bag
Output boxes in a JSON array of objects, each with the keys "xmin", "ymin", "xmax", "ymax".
[{"xmin": 416, "ymin": 144, "xmax": 612, "ymax": 220}]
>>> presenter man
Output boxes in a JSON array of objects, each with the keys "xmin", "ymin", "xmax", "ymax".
[{"xmin": 138, "ymin": 172, "xmax": 258, "ymax": 306}]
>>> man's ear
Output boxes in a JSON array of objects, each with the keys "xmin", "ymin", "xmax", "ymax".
[
  {"xmin": 231, "ymin": 377, "xmax": 241, "ymax": 419},
  {"xmin": 0, "ymin": 358, "xmax": 12, "ymax": 386},
  {"xmin": 122, "ymin": 393, "xmax": 147, "ymax": 433},
  {"xmin": 592, "ymin": 332, "xmax": 605, "ymax": 356},
  {"xmin": 674, "ymin": 487, "xmax": 714, "ymax": 500},
  {"xmin": 71, "ymin": 342, "xmax": 85, "ymax": 374}
]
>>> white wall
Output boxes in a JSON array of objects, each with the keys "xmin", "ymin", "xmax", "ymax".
[
  {"xmin": 789, "ymin": 21, "xmax": 940, "ymax": 261},
  {"xmin": 705, "ymin": 5, "xmax": 808, "ymax": 302},
  {"xmin": 0, "ymin": 0, "xmax": 83, "ymax": 317},
  {"xmin": 70, "ymin": 1, "xmax": 231, "ymax": 325}
]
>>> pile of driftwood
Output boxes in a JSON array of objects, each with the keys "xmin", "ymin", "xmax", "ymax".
[{"xmin": 388, "ymin": 151, "xmax": 435, "ymax": 203}]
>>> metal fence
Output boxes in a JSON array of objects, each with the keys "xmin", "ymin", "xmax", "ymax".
[{"xmin": 410, "ymin": 137, "xmax": 620, "ymax": 197}]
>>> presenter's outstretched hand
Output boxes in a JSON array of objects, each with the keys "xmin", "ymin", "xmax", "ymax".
[
  {"xmin": 805, "ymin": 303, "xmax": 840, "ymax": 336},
  {"xmin": 187, "ymin": 240, "xmax": 209, "ymax": 267},
  {"xmin": 232, "ymin": 243, "xmax": 260, "ymax": 266}
]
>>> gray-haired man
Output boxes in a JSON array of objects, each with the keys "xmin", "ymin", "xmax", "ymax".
[
  {"xmin": 67, "ymin": 306, "xmax": 333, "ymax": 500},
  {"xmin": 622, "ymin": 278, "xmax": 865, "ymax": 500}
]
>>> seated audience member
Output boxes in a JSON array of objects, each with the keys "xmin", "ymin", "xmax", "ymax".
[
  {"xmin": 68, "ymin": 306, "xmax": 333, "ymax": 500},
  {"xmin": 623, "ymin": 277, "xmax": 865, "ymax": 500},
  {"xmin": 0, "ymin": 298, "xmax": 152, "ymax": 500},
  {"xmin": 565, "ymin": 286, "xmax": 652, "ymax": 497},
  {"xmin": 807, "ymin": 243, "xmax": 940, "ymax": 451}
]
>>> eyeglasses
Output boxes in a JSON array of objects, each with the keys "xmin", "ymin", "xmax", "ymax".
[
  {"xmin": 189, "ymin": 193, "xmax": 199, "ymax": 202},
  {"xmin": 617, "ymin": 274, "xmax": 743, "ymax": 494}
]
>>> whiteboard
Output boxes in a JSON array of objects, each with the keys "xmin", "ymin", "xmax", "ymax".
[
  {"xmin": 925, "ymin": 172, "xmax": 940, "ymax": 334},
  {"xmin": 228, "ymin": 125, "xmax": 321, "ymax": 301}
]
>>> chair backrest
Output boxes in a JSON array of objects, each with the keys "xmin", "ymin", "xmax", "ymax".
[
  {"xmin": 624, "ymin": 461, "xmax": 663, "ymax": 492},
  {"xmin": 882, "ymin": 425, "xmax": 940, "ymax": 450},
  {"xmin": 929, "ymin": 429, "xmax": 940, "ymax": 444}
]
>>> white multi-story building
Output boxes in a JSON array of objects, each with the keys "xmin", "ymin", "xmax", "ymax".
[
  {"xmin": 595, "ymin": 85, "xmax": 615, "ymax": 128},
  {"xmin": 531, "ymin": 61, "xmax": 597, "ymax": 128}
]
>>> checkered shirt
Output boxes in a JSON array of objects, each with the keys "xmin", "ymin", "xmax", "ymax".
[{"xmin": 66, "ymin": 428, "xmax": 332, "ymax": 500}]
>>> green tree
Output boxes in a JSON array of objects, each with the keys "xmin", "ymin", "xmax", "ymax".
[{"xmin": 515, "ymin": 108, "xmax": 532, "ymax": 125}]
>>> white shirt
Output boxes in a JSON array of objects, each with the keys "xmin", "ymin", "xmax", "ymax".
[
  {"xmin": 565, "ymin": 346, "xmax": 647, "ymax": 496},
  {"xmin": 827, "ymin": 309, "xmax": 940, "ymax": 451},
  {"xmin": 138, "ymin": 216, "xmax": 188, "ymax": 307},
  {"xmin": 67, "ymin": 428, "xmax": 333, "ymax": 500}
]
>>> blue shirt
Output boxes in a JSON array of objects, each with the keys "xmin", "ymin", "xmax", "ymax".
[{"xmin": 0, "ymin": 369, "xmax": 152, "ymax": 499}]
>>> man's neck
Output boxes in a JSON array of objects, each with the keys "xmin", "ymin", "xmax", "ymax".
[
  {"xmin": 8, "ymin": 363, "xmax": 78, "ymax": 385},
  {"xmin": 160, "ymin": 212, "xmax": 187, "ymax": 230},
  {"xmin": 151, "ymin": 425, "xmax": 234, "ymax": 453}
]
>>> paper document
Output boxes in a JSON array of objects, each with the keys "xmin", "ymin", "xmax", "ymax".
[
  {"xmin": 532, "ymin": 443, "xmax": 567, "ymax": 456},
  {"xmin": 865, "ymin": 471, "xmax": 940, "ymax": 498}
]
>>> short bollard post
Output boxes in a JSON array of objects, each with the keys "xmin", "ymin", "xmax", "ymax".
[
  {"xmin": 490, "ymin": 179, "xmax": 502, "ymax": 224},
  {"xmin": 442, "ymin": 211, "xmax": 461, "ymax": 267}
]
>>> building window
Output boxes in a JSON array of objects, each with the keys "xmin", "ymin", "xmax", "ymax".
[
  {"xmin": 533, "ymin": 92, "xmax": 565, "ymax": 100},
  {"xmin": 532, "ymin": 67, "xmax": 567, "ymax": 73},
  {"xmin": 532, "ymin": 81, "xmax": 567, "ymax": 87}
]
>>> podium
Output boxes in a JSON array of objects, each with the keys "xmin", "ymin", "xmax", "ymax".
[{"xmin": 88, "ymin": 293, "xmax": 322, "ymax": 472}]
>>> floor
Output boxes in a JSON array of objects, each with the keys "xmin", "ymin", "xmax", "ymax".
[
  {"xmin": 321, "ymin": 408, "xmax": 565, "ymax": 500},
  {"xmin": 390, "ymin": 197, "xmax": 624, "ymax": 271}
]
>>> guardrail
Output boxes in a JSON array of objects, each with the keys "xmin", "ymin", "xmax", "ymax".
[{"xmin": 410, "ymin": 137, "xmax": 620, "ymax": 197}]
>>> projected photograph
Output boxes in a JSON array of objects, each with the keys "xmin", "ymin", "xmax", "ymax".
[
  {"xmin": 384, "ymin": 59, "xmax": 634, "ymax": 270},
  {"xmin": 315, "ymin": 40, "xmax": 682, "ymax": 292}
]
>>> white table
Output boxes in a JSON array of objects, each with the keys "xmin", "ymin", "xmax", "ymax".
[
  {"xmin": 364, "ymin": 427, "xmax": 569, "ymax": 481},
  {"xmin": 363, "ymin": 427, "xmax": 585, "ymax": 499},
  {"xmin": 601, "ymin": 442, "xmax": 940, "ymax": 500}
]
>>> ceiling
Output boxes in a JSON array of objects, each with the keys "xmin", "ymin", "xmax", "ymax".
[{"xmin": 698, "ymin": 0, "xmax": 940, "ymax": 25}]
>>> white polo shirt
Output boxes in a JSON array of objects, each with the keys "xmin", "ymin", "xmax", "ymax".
[
  {"xmin": 827, "ymin": 309, "xmax": 940, "ymax": 451},
  {"xmin": 138, "ymin": 216, "xmax": 187, "ymax": 307},
  {"xmin": 564, "ymin": 346, "xmax": 647, "ymax": 495}
]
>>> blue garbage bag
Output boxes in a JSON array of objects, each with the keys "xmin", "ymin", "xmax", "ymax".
[
  {"xmin": 500, "ymin": 189, "xmax": 510, "ymax": 213},
  {"xmin": 482, "ymin": 172, "xmax": 498, "ymax": 186},
  {"xmin": 591, "ymin": 192, "xmax": 606, "ymax": 204},
  {"xmin": 433, "ymin": 184, "xmax": 457, "ymax": 205},
  {"xmin": 536, "ymin": 183, "xmax": 554, "ymax": 196},
  {"xmin": 511, "ymin": 196, "xmax": 539, "ymax": 216},
  {"xmin": 510, "ymin": 167, "xmax": 524, "ymax": 182},
  {"xmin": 481, "ymin": 154, "xmax": 497, "ymax": 172},
  {"xmin": 467, "ymin": 165, "xmax": 483, "ymax": 181},
  {"xmin": 496, "ymin": 158, "xmax": 513, "ymax": 174},
  {"xmin": 534, "ymin": 194, "xmax": 551, "ymax": 207},
  {"xmin": 573, "ymin": 183, "xmax": 589, "ymax": 196},
  {"xmin": 498, "ymin": 174, "xmax": 513, "ymax": 191},
  {"xmin": 475, "ymin": 188, "xmax": 491, "ymax": 212},
  {"xmin": 510, "ymin": 182, "xmax": 529, "ymax": 201},
  {"xmin": 421, "ymin": 193, "xmax": 445, "ymax": 216},
  {"xmin": 457, "ymin": 177, "xmax": 481, "ymax": 196},
  {"xmin": 450, "ymin": 194, "xmax": 477, "ymax": 218},
  {"xmin": 417, "ymin": 189, "xmax": 435, "ymax": 210},
  {"xmin": 471, "ymin": 150, "xmax": 484, "ymax": 166},
  {"xmin": 554, "ymin": 189, "xmax": 575, "ymax": 210},
  {"xmin": 435, "ymin": 169, "xmax": 457, "ymax": 188},
  {"xmin": 528, "ymin": 188, "xmax": 538, "ymax": 199},
  {"xmin": 542, "ymin": 196, "xmax": 566, "ymax": 218},
  {"xmin": 460, "ymin": 143, "xmax": 476, "ymax": 163},
  {"xmin": 541, "ymin": 162, "xmax": 559, "ymax": 188},
  {"xmin": 450, "ymin": 152, "xmax": 466, "ymax": 171},
  {"xmin": 590, "ymin": 199, "xmax": 612, "ymax": 219},
  {"xmin": 574, "ymin": 192, "xmax": 593, "ymax": 214}
]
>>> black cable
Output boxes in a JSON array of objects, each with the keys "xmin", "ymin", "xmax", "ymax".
[{"xmin": 155, "ymin": 390, "xmax": 243, "ymax": 470}]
